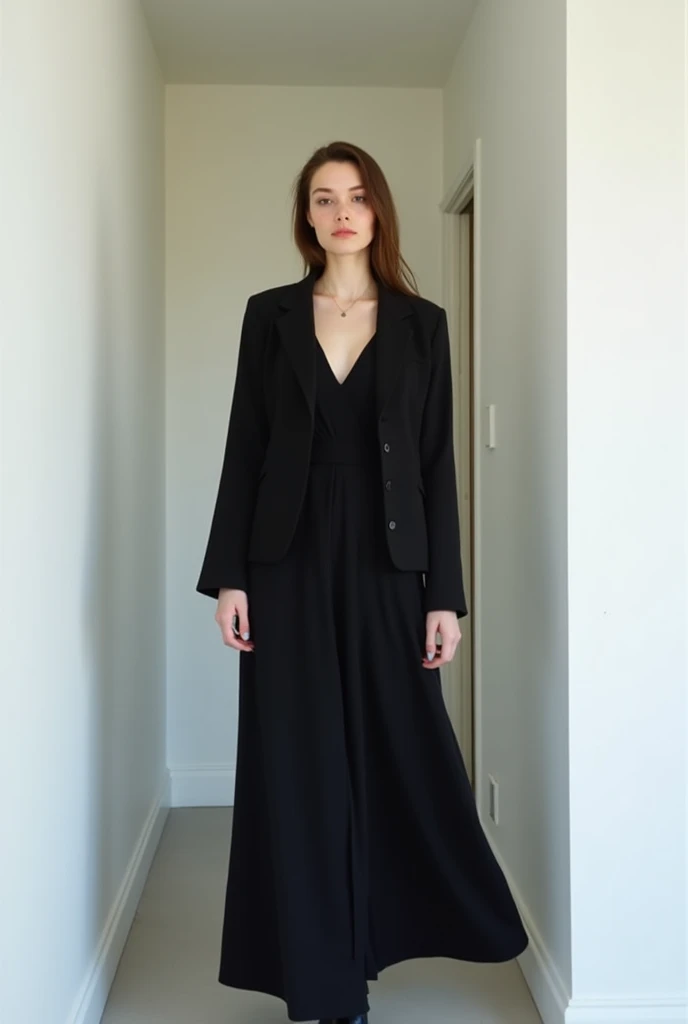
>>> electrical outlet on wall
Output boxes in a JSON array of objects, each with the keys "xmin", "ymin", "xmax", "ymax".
[{"xmin": 488, "ymin": 774, "xmax": 499, "ymax": 824}]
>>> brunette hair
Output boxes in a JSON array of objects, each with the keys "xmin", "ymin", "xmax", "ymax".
[{"xmin": 291, "ymin": 141, "xmax": 419, "ymax": 296}]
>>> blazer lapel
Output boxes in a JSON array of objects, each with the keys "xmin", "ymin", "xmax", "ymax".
[
  {"xmin": 374, "ymin": 280, "xmax": 415, "ymax": 419},
  {"xmin": 275, "ymin": 268, "xmax": 320, "ymax": 420},
  {"xmin": 275, "ymin": 266, "xmax": 416, "ymax": 422}
]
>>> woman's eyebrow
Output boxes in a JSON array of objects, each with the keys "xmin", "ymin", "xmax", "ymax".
[{"xmin": 311, "ymin": 185, "xmax": 365, "ymax": 195}]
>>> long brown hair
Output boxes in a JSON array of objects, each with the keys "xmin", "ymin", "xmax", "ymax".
[{"xmin": 291, "ymin": 141, "xmax": 419, "ymax": 296}]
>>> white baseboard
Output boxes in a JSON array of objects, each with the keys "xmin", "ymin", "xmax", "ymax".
[
  {"xmin": 564, "ymin": 996, "xmax": 688, "ymax": 1022},
  {"xmin": 67, "ymin": 765, "xmax": 684, "ymax": 1024},
  {"xmin": 482, "ymin": 824, "xmax": 570, "ymax": 1024},
  {"xmin": 168, "ymin": 761, "xmax": 236, "ymax": 806},
  {"xmin": 66, "ymin": 772, "xmax": 170, "ymax": 1024},
  {"xmin": 479, "ymin": 814, "xmax": 687, "ymax": 1024}
]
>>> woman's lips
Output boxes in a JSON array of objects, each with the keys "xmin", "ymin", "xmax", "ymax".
[{"xmin": 333, "ymin": 230, "xmax": 356, "ymax": 236}]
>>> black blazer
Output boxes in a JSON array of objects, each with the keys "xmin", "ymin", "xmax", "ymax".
[{"xmin": 196, "ymin": 267, "xmax": 468, "ymax": 618}]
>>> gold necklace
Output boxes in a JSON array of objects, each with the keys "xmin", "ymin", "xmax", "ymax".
[{"xmin": 319, "ymin": 283, "xmax": 373, "ymax": 318}]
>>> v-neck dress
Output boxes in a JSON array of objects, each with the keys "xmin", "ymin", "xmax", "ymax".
[{"xmin": 217, "ymin": 330, "xmax": 529, "ymax": 1021}]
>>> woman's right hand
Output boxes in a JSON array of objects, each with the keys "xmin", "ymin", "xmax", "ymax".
[{"xmin": 216, "ymin": 588, "xmax": 255, "ymax": 652}]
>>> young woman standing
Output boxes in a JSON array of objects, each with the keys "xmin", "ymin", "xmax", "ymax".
[{"xmin": 196, "ymin": 141, "xmax": 528, "ymax": 1024}]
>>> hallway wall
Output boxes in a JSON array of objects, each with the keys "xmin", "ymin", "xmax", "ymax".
[
  {"xmin": 442, "ymin": 0, "xmax": 570, "ymax": 1009},
  {"xmin": 0, "ymin": 2, "xmax": 167, "ymax": 1023},
  {"xmin": 443, "ymin": 0, "xmax": 687, "ymax": 1020},
  {"xmin": 565, "ymin": 0, "xmax": 687, "ymax": 1015},
  {"xmin": 167, "ymin": 85, "xmax": 444, "ymax": 804}
]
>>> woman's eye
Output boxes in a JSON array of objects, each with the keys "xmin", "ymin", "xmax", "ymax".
[{"xmin": 316, "ymin": 196, "xmax": 366, "ymax": 205}]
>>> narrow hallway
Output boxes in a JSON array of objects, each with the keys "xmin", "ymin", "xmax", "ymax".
[{"xmin": 101, "ymin": 808, "xmax": 541, "ymax": 1024}]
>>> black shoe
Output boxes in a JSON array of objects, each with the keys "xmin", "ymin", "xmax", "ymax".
[{"xmin": 318, "ymin": 1016, "xmax": 368, "ymax": 1024}]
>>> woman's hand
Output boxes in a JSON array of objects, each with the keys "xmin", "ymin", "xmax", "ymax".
[
  {"xmin": 216, "ymin": 588, "xmax": 255, "ymax": 652},
  {"xmin": 422, "ymin": 610, "xmax": 461, "ymax": 669}
]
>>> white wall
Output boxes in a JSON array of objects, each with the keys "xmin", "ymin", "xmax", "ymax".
[
  {"xmin": 445, "ymin": 0, "xmax": 687, "ymax": 1020},
  {"xmin": 566, "ymin": 0, "xmax": 687, "ymax": 1017},
  {"xmin": 166, "ymin": 85, "xmax": 444, "ymax": 805},
  {"xmin": 443, "ymin": 0, "xmax": 571, "ymax": 1013},
  {"xmin": 0, "ymin": 2, "xmax": 167, "ymax": 1023}
]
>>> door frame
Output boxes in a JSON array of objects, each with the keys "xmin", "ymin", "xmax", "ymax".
[{"xmin": 438, "ymin": 138, "xmax": 483, "ymax": 798}]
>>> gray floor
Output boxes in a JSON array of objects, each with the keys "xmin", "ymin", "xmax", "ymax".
[{"xmin": 101, "ymin": 807, "xmax": 541, "ymax": 1023}]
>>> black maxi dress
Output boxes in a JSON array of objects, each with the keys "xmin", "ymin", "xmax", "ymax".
[{"xmin": 218, "ymin": 330, "xmax": 529, "ymax": 1022}]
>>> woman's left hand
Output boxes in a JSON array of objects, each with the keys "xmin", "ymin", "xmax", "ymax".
[{"xmin": 422, "ymin": 611, "xmax": 462, "ymax": 669}]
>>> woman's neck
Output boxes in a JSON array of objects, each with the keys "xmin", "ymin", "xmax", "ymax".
[{"xmin": 315, "ymin": 257, "xmax": 377, "ymax": 303}]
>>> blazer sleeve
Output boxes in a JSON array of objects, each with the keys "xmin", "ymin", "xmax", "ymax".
[
  {"xmin": 419, "ymin": 308, "xmax": 469, "ymax": 619},
  {"xmin": 196, "ymin": 295, "xmax": 268, "ymax": 600}
]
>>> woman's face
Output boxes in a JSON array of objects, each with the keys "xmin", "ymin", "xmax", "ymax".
[{"xmin": 306, "ymin": 161, "xmax": 376, "ymax": 256}]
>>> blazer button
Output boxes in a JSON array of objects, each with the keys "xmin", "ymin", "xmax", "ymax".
[
  {"xmin": 383, "ymin": 442, "xmax": 390, "ymax": 453},
  {"xmin": 388, "ymin": 520, "xmax": 396, "ymax": 530},
  {"xmin": 385, "ymin": 480, "xmax": 392, "ymax": 490}
]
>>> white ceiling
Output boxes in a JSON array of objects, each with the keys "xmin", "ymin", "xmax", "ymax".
[{"xmin": 140, "ymin": 0, "xmax": 478, "ymax": 87}]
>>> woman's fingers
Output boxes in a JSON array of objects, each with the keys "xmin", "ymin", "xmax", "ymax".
[
  {"xmin": 235, "ymin": 607, "xmax": 252, "ymax": 643},
  {"xmin": 422, "ymin": 612, "xmax": 461, "ymax": 668},
  {"xmin": 223, "ymin": 624, "xmax": 254, "ymax": 652},
  {"xmin": 225, "ymin": 636, "xmax": 255, "ymax": 652},
  {"xmin": 215, "ymin": 590, "xmax": 255, "ymax": 652},
  {"xmin": 227, "ymin": 608, "xmax": 254, "ymax": 650},
  {"xmin": 423, "ymin": 641, "xmax": 456, "ymax": 669},
  {"xmin": 422, "ymin": 644, "xmax": 456, "ymax": 668},
  {"xmin": 425, "ymin": 618, "xmax": 440, "ymax": 663}
]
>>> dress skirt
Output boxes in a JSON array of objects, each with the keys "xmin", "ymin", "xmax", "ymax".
[{"xmin": 217, "ymin": 333, "xmax": 529, "ymax": 1021}]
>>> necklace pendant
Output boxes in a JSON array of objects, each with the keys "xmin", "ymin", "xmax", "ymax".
[{"xmin": 341, "ymin": 311, "xmax": 347, "ymax": 317}]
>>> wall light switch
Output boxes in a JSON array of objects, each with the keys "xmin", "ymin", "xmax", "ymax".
[{"xmin": 484, "ymin": 404, "xmax": 497, "ymax": 449}]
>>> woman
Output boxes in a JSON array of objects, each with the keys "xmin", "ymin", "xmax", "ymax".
[{"xmin": 196, "ymin": 141, "xmax": 528, "ymax": 1024}]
